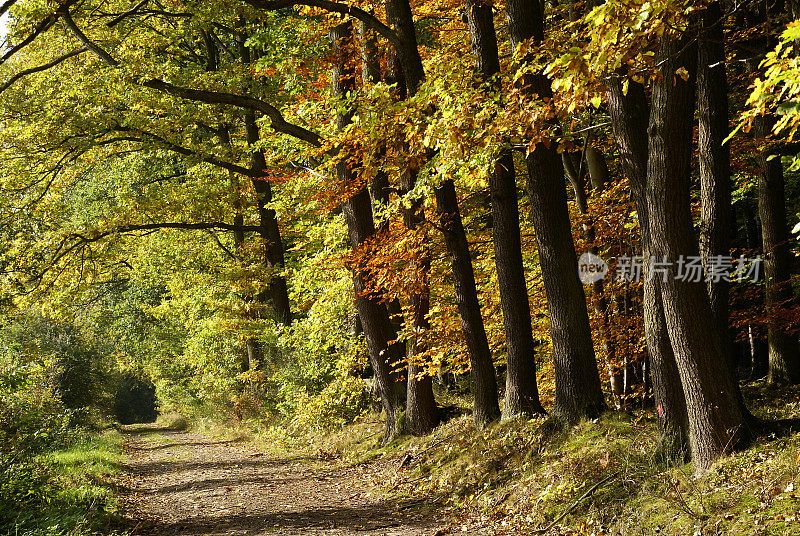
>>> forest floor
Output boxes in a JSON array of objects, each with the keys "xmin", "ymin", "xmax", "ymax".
[
  {"xmin": 114, "ymin": 382, "xmax": 800, "ymax": 536},
  {"xmin": 116, "ymin": 426, "xmax": 446, "ymax": 536}
]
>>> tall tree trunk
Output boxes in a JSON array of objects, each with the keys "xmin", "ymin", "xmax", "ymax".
[
  {"xmin": 466, "ymin": 0, "xmax": 543, "ymax": 419},
  {"xmin": 697, "ymin": 0, "xmax": 741, "ymax": 390},
  {"xmin": 646, "ymin": 33, "xmax": 745, "ymax": 474},
  {"xmin": 505, "ymin": 0, "xmax": 604, "ymax": 423},
  {"xmin": 434, "ymin": 178, "xmax": 501, "ymax": 426},
  {"xmin": 331, "ymin": 21, "xmax": 402, "ymax": 440},
  {"xmin": 385, "ymin": 0, "xmax": 425, "ymax": 95},
  {"xmin": 243, "ymin": 112, "xmax": 292, "ymax": 326},
  {"xmin": 607, "ymin": 78, "xmax": 690, "ymax": 458},
  {"xmin": 235, "ymin": 30, "xmax": 293, "ymax": 327},
  {"xmin": 563, "ymin": 147, "xmax": 622, "ymax": 406},
  {"xmin": 383, "ymin": 0, "xmax": 438, "ymax": 434},
  {"xmin": 399, "ymin": 166, "xmax": 439, "ymax": 435},
  {"xmin": 360, "ymin": 21, "xmax": 408, "ymax": 405},
  {"xmin": 754, "ymin": 115, "xmax": 800, "ymax": 385}
]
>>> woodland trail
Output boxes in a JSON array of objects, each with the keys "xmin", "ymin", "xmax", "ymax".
[{"xmin": 117, "ymin": 427, "xmax": 445, "ymax": 536}]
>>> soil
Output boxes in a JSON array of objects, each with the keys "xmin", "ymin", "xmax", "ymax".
[{"xmin": 117, "ymin": 427, "xmax": 446, "ymax": 536}]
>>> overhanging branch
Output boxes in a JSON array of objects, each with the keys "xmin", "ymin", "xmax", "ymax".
[
  {"xmin": 243, "ymin": 0, "xmax": 401, "ymax": 49},
  {"xmin": 142, "ymin": 79, "xmax": 323, "ymax": 146},
  {"xmin": 109, "ymin": 126, "xmax": 257, "ymax": 176},
  {"xmin": 0, "ymin": 47, "xmax": 88, "ymax": 94},
  {"xmin": 61, "ymin": 10, "xmax": 119, "ymax": 66},
  {"xmin": 72, "ymin": 221, "xmax": 263, "ymax": 245},
  {"xmin": 0, "ymin": 0, "xmax": 18, "ymax": 18}
]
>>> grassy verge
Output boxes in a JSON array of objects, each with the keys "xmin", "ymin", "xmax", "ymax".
[
  {"xmin": 286, "ymin": 382, "xmax": 800, "ymax": 535},
  {"xmin": 159, "ymin": 382, "xmax": 800, "ymax": 534},
  {"xmin": 7, "ymin": 427, "xmax": 124, "ymax": 536}
]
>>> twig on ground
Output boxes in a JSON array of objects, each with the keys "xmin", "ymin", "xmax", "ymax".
[{"xmin": 534, "ymin": 471, "xmax": 620, "ymax": 533}]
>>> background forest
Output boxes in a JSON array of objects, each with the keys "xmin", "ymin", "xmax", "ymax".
[{"xmin": 1, "ymin": 0, "xmax": 800, "ymax": 534}]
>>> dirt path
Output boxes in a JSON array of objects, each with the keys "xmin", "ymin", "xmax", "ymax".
[{"xmin": 118, "ymin": 427, "xmax": 444, "ymax": 536}]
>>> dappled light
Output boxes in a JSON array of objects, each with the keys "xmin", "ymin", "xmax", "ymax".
[{"xmin": 1, "ymin": 1, "xmax": 799, "ymax": 535}]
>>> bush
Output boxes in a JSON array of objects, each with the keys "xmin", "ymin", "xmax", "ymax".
[
  {"xmin": 0, "ymin": 383, "xmax": 75, "ymax": 529},
  {"xmin": 289, "ymin": 375, "xmax": 372, "ymax": 432}
]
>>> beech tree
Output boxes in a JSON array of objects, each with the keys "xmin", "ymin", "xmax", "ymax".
[
  {"xmin": 2, "ymin": 0, "xmax": 800, "ymax": 475},
  {"xmin": 505, "ymin": 0, "xmax": 604, "ymax": 422}
]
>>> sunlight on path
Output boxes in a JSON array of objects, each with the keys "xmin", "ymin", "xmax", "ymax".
[{"xmin": 118, "ymin": 427, "xmax": 443, "ymax": 536}]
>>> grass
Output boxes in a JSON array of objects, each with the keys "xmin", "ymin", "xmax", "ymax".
[
  {"xmin": 8, "ymin": 427, "xmax": 125, "ymax": 536},
  {"xmin": 284, "ymin": 382, "xmax": 800, "ymax": 535},
  {"xmin": 154, "ymin": 381, "xmax": 800, "ymax": 534}
]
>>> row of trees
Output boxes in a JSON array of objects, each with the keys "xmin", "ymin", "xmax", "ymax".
[{"xmin": 0, "ymin": 0, "xmax": 798, "ymax": 474}]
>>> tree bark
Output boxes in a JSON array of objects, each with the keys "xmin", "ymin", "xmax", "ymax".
[
  {"xmin": 585, "ymin": 147, "xmax": 608, "ymax": 193},
  {"xmin": 645, "ymin": 33, "xmax": 745, "ymax": 474},
  {"xmin": 505, "ymin": 0, "xmax": 604, "ymax": 423},
  {"xmin": 466, "ymin": 0, "xmax": 542, "ymax": 419},
  {"xmin": 563, "ymin": 146, "xmax": 624, "ymax": 405},
  {"xmin": 243, "ymin": 112, "xmax": 293, "ymax": 326},
  {"xmin": 399, "ymin": 165, "xmax": 439, "ymax": 435},
  {"xmin": 384, "ymin": 0, "xmax": 425, "ymax": 95},
  {"xmin": 697, "ymin": 0, "xmax": 739, "ymax": 387},
  {"xmin": 434, "ymin": 178, "xmax": 501, "ymax": 426},
  {"xmin": 331, "ymin": 21, "xmax": 402, "ymax": 440},
  {"xmin": 360, "ymin": 20, "xmax": 408, "ymax": 404},
  {"xmin": 607, "ymin": 77, "xmax": 690, "ymax": 458},
  {"xmin": 754, "ymin": 115, "xmax": 800, "ymax": 385},
  {"xmin": 381, "ymin": 0, "xmax": 438, "ymax": 434}
]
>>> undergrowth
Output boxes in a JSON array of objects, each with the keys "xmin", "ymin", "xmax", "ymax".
[
  {"xmin": 281, "ymin": 381, "xmax": 800, "ymax": 535},
  {"xmin": 2, "ymin": 428, "xmax": 124, "ymax": 536}
]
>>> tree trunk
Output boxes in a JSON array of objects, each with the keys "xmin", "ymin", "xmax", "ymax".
[
  {"xmin": 399, "ymin": 165, "xmax": 439, "ymax": 435},
  {"xmin": 236, "ymin": 31, "xmax": 293, "ymax": 327},
  {"xmin": 434, "ymin": 178, "xmax": 501, "ymax": 426},
  {"xmin": 607, "ymin": 77, "xmax": 690, "ymax": 458},
  {"xmin": 754, "ymin": 115, "xmax": 800, "ymax": 385},
  {"xmin": 243, "ymin": 112, "xmax": 292, "ymax": 326},
  {"xmin": 645, "ymin": 33, "xmax": 745, "ymax": 474},
  {"xmin": 360, "ymin": 21, "xmax": 408, "ymax": 405},
  {"xmin": 585, "ymin": 147, "xmax": 608, "ymax": 192},
  {"xmin": 466, "ymin": 0, "xmax": 543, "ymax": 419},
  {"xmin": 697, "ymin": 0, "xmax": 740, "ymax": 389},
  {"xmin": 505, "ymin": 0, "xmax": 604, "ymax": 423},
  {"xmin": 382, "ymin": 0, "xmax": 438, "ymax": 433},
  {"xmin": 331, "ymin": 21, "xmax": 402, "ymax": 440},
  {"xmin": 563, "ymin": 147, "xmax": 622, "ymax": 406},
  {"xmin": 384, "ymin": 0, "xmax": 425, "ymax": 95}
]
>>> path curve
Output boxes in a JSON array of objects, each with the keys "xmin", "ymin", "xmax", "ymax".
[{"xmin": 118, "ymin": 427, "xmax": 443, "ymax": 536}]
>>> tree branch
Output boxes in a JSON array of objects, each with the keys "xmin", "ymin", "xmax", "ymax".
[
  {"xmin": 73, "ymin": 221, "xmax": 263, "ymax": 245},
  {"xmin": 0, "ymin": 47, "xmax": 88, "ymax": 94},
  {"xmin": 106, "ymin": 0, "xmax": 150, "ymax": 27},
  {"xmin": 110, "ymin": 126, "xmax": 257, "ymax": 176},
  {"xmin": 1, "ymin": 10, "xmax": 59, "ymax": 65},
  {"xmin": 243, "ymin": 0, "xmax": 401, "ymax": 49},
  {"xmin": 142, "ymin": 78, "xmax": 323, "ymax": 146},
  {"xmin": 0, "ymin": 0, "xmax": 18, "ymax": 18},
  {"xmin": 21, "ymin": 221, "xmax": 260, "ymax": 288},
  {"xmin": 61, "ymin": 10, "xmax": 119, "ymax": 66}
]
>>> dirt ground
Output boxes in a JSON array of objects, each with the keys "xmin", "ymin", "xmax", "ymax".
[{"xmin": 117, "ymin": 427, "xmax": 446, "ymax": 536}]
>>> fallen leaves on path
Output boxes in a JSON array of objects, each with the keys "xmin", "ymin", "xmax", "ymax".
[{"xmin": 117, "ymin": 427, "xmax": 448, "ymax": 536}]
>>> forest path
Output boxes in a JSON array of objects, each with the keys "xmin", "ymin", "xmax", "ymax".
[{"xmin": 118, "ymin": 427, "xmax": 444, "ymax": 536}]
